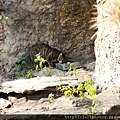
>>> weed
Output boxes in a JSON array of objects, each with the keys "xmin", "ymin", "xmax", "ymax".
[
  {"xmin": 57, "ymin": 76, "xmax": 76, "ymax": 96},
  {"xmin": 68, "ymin": 63, "xmax": 78, "ymax": 77},
  {"xmin": 57, "ymin": 79, "xmax": 98, "ymax": 114},
  {"xmin": 25, "ymin": 69, "xmax": 33, "ymax": 79},
  {"xmin": 77, "ymin": 80, "xmax": 98, "ymax": 114},
  {"xmin": 16, "ymin": 57, "xmax": 27, "ymax": 71},
  {"xmin": 34, "ymin": 54, "xmax": 48, "ymax": 70},
  {"xmin": 48, "ymin": 93, "xmax": 54, "ymax": 100},
  {"xmin": 15, "ymin": 57, "xmax": 27, "ymax": 78},
  {"xmin": 58, "ymin": 84, "xmax": 76, "ymax": 96},
  {"xmin": 34, "ymin": 54, "xmax": 54, "ymax": 76},
  {"xmin": 58, "ymin": 76, "xmax": 62, "ymax": 82}
]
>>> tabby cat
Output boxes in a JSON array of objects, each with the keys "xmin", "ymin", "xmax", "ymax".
[{"xmin": 26, "ymin": 43, "xmax": 65, "ymax": 68}]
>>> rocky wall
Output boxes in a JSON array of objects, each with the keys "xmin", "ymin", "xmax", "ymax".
[{"xmin": 0, "ymin": 0, "xmax": 96, "ymax": 74}]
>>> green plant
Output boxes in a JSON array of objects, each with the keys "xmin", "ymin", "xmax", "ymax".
[
  {"xmin": 34, "ymin": 54, "xmax": 47, "ymax": 70},
  {"xmin": 58, "ymin": 84, "xmax": 76, "ymax": 96},
  {"xmin": 25, "ymin": 69, "xmax": 33, "ymax": 79},
  {"xmin": 68, "ymin": 63, "xmax": 78, "ymax": 77},
  {"xmin": 48, "ymin": 93, "xmax": 54, "ymax": 100},
  {"xmin": 58, "ymin": 76, "xmax": 62, "ymax": 82},
  {"xmin": 57, "ymin": 79, "xmax": 98, "ymax": 114},
  {"xmin": 77, "ymin": 80, "xmax": 98, "ymax": 114},
  {"xmin": 16, "ymin": 57, "xmax": 27, "ymax": 71}
]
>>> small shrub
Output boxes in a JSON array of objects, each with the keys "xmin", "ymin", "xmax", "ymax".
[
  {"xmin": 15, "ymin": 57, "xmax": 27, "ymax": 71},
  {"xmin": 25, "ymin": 69, "xmax": 33, "ymax": 79},
  {"xmin": 68, "ymin": 63, "xmax": 78, "ymax": 77},
  {"xmin": 34, "ymin": 54, "xmax": 48, "ymax": 70},
  {"xmin": 57, "ymin": 79, "xmax": 98, "ymax": 114},
  {"xmin": 48, "ymin": 93, "xmax": 54, "ymax": 100},
  {"xmin": 58, "ymin": 84, "xmax": 76, "ymax": 96},
  {"xmin": 77, "ymin": 80, "xmax": 97, "ymax": 114}
]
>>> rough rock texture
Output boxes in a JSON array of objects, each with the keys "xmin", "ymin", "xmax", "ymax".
[
  {"xmin": 0, "ymin": 0, "xmax": 96, "ymax": 75},
  {"xmin": 1, "ymin": 76, "xmax": 79, "ymax": 93},
  {"xmin": 94, "ymin": 0, "xmax": 120, "ymax": 89},
  {"xmin": 0, "ymin": 84, "xmax": 119, "ymax": 115},
  {"xmin": 0, "ymin": 62, "xmax": 119, "ymax": 116}
]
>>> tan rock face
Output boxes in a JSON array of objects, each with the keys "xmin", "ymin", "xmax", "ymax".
[{"xmin": 0, "ymin": 0, "xmax": 96, "ymax": 73}]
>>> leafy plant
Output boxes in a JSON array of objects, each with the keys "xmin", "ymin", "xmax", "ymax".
[
  {"xmin": 58, "ymin": 76, "xmax": 62, "ymax": 82},
  {"xmin": 34, "ymin": 54, "xmax": 47, "ymax": 70},
  {"xmin": 58, "ymin": 84, "xmax": 76, "ymax": 96},
  {"xmin": 57, "ymin": 79, "xmax": 98, "ymax": 114},
  {"xmin": 68, "ymin": 63, "xmax": 78, "ymax": 77},
  {"xmin": 48, "ymin": 93, "xmax": 54, "ymax": 100},
  {"xmin": 16, "ymin": 57, "xmax": 27, "ymax": 71},
  {"xmin": 25, "ymin": 69, "xmax": 33, "ymax": 79},
  {"xmin": 77, "ymin": 80, "xmax": 98, "ymax": 114}
]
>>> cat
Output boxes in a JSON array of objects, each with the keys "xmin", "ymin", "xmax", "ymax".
[{"xmin": 26, "ymin": 43, "xmax": 66, "ymax": 68}]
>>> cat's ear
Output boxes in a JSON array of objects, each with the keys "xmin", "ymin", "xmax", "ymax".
[
  {"xmin": 58, "ymin": 53, "xmax": 63, "ymax": 58},
  {"xmin": 57, "ymin": 53, "xmax": 63, "ymax": 63}
]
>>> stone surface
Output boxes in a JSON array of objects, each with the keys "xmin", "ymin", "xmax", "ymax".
[
  {"xmin": 96, "ymin": 87, "xmax": 120, "ymax": 114},
  {"xmin": 94, "ymin": 0, "xmax": 120, "ymax": 89},
  {"xmin": 0, "ymin": 0, "xmax": 96, "ymax": 75},
  {"xmin": 1, "ymin": 76, "xmax": 78, "ymax": 93},
  {"xmin": 0, "ymin": 63, "xmax": 119, "ymax": 116},
  {"xmin": 0, "ymin": 98, "xmax": 12, "ymax": 108},
  {"xmin": 0, "ymin": 87, "xmax": 119, "ymax": 115}
]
